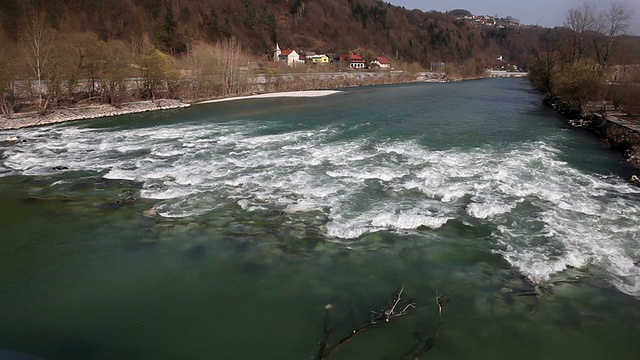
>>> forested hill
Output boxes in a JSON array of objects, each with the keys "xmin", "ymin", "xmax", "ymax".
[{"xmin": 0, "ymin": 0, "xmax": 551, "ymax": 68}]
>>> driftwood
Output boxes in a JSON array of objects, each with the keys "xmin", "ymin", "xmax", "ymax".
[
  {"xmin": 315, "ymin": 286, "xmax": 446, "ymax": 360},
  {"xmin": 400, "ymin": 293, "xmax": 446, "ymax": 360}
]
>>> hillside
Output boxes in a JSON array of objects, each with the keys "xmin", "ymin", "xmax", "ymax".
[
  {"xmin": 0, "ymin": 0, "xmax": 553, "ymax": 67},
  {"xmin": 1, "ymin": 0, "xmax": 639, "ymax": 118}
]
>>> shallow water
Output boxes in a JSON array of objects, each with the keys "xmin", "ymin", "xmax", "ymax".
[{"xmin": 1, "ymin": 79, "xmax": 639, "ymax": 359}]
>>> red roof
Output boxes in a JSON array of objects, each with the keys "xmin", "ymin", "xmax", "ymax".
[
  {"xmin": 349, "ymin": 54, "xmax": 365, "ymax": 62},
  {"xmin": 280, "ymin": 49, "xmax": 294, "ymax": 56},
  {"xmin": 376, "ymin": 57, "xmax": 390, "ymax": 64}
]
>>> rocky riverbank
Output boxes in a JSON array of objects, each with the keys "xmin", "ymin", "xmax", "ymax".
[
  {"xmin": 544, "ymin": 95, "xmax": 640, "ymax": 182},
  {"xmin": 0, "ymin": 99, "xmax": 190, "ymax": 131},
  {"xmin": 589, "ymin": 113, "xmax": 640, "ymax": 168}
]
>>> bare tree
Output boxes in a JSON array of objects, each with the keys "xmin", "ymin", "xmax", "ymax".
[
  {"xmin": 219, "ymin": 37, "xmax": 251, "ymax": 96},
  {"xmin": 103, "ymin": 40, "xmax": 134, "ymax": 106},
  {"xmin": 185, "ymin": 39, "xmax": 253, "ymax": 98},
  {"xmin": 0, "ymin": 32, "xmax": 19, "ymax": 115},
  {"xmin": 20, "ymin": 7, "xmax": 56, "ymax": 112},
  {"xmin": 594, "ymin": 2, "xmax": 634, "ymax": 68},
  {"xmin": 564, "ymin": 2, "xmax": 599, "ymax": 63},
  {"xmin": 528, "ymin": 29, "xmax": 564, "ymax": 96}
]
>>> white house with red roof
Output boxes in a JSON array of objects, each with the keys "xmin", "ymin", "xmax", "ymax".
[
  {"xmin": 348, "ymin": 54, "xmax": 366, "ymax": 69},
  {"xmin": 274, "ymin": 44, "xmax": 303, "ymax": 66},
  {"xmin": 371, "ymin": 56, "xmax": 391, "ymax": 69}
]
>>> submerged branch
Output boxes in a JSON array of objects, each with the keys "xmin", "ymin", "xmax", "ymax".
[
  {"xmin": 316, "ymin": 286, "xmax": 444, "ymax": 360},
  {"xmin": 402, "ymin": 293, "xmax": 446, "ymax": 360}
]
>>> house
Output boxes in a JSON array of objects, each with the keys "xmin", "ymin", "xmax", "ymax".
[
  {"xmin": 348, "ymin": 54, "xmax": 366, "ymax": 69},
  {"xmin": 274, "ymin": 44, "xmax": 304, "ymax": 66},
  {"xmin": 371, "ymin": 56, "xmax": 391, "ymax": 69},
  {"xmin": 307, "ymin": 54, "xmax": 330, "ymax": 64},
  {"xmin": 279, "ymin": 49, "xmax": 302, "ymax": 66}
]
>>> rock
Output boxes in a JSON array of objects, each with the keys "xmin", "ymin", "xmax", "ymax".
[
  {"xmin": 142, "ymin": 208, "xmax": 160, "ymax": 218},
  {"xmin": 114, "ymin": 189, "xmax": 137, "ymax": 205},
  {"xmin": 4, "ymin": 136, "xmax": 27, "ymax": 144},
  {"xmin": 631, "ymin": 174, "xmax": 640, "ymax": 185},
  {"xmin": 52, "ymin": 165, "xmax": 69, "ymax": 170}
]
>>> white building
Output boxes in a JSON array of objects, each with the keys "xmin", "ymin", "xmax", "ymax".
[{"xmin": 274, "ymin": 44, "xmax": 303, "ymax": 66}]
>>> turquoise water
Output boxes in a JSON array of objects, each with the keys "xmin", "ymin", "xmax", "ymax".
[{"xmin": 1, "ymin": 79, "xmax": 639, "ymax": 359}]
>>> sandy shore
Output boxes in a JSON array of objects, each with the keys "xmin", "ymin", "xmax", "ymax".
[
  {"xmin": 0, "ymin": 99, "xmax": 190, "ymax": 131},
  {"xmin": 196, "ymin": 90, "xmax": 342, "ymax": 104}
]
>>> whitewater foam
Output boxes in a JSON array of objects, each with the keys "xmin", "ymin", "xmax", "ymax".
[{"xmin": 2, "ymin": 120, "xmax": 640, "ymax": 296}]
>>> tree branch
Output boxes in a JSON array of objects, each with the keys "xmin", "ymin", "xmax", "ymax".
[
  {"xmin": 402, "ymin": 293, "xmax": 446, "ymax": 360},
  {"xmin": 316, "ymin": 286, "xmax": 438, "ymax": 360}
]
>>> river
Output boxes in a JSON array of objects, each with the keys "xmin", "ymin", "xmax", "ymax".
[{"xmin": 1, "ymin": 78, "xmax": 639, "ymax": 359}]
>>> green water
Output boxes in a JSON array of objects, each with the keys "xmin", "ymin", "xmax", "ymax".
[{"xmin": 1, "ymin": 79, "xmax": 639, "ymax": 359}]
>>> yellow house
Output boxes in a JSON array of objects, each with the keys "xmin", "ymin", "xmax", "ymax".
[{"xmin": 308, "ymin": 54, "xmax": 330, "ymax": 64}]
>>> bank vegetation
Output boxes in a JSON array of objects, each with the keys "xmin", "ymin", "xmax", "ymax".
[
  {"xmin": 0, "ymin": 8, "xmax": 423, "ymax": 117},
  {"xmin": 0, "ymin": 0, "xmax": 551, "ymax": 117},
  {"xmin": 528, "ymin": 2, "xmax": 640, "ymax": 115},
  {"xmin": 2, "ymin": 0, "xmax": 639, "ymax": 119}
]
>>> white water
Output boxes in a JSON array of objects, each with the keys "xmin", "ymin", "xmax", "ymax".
[{"xmin": 2, "ymin": 119, "xmax": 640, "ymax": 297}]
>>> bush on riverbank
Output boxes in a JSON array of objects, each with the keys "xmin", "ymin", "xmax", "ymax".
[{"xmin": 0, "ymin": 33, "xmax": 420, "ymax": 117}]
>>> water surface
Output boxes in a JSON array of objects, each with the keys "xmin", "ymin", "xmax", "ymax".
[{"xmin": 1, "ymin": 79, "xmax": 639, "ymax": 359}]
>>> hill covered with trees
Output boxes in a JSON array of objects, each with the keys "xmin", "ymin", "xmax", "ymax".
[
  {"xmin": 0, "ymin": 0, "xmax": 562, "ymax": 67},
  {"xmin": 0, "ymin": 0, "xmax": 639, "ymax": 116}
]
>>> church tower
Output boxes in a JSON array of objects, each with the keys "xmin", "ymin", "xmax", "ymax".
[{"xmin": 274, "ymin": 43, "xmax": 281, "ymax": 62}]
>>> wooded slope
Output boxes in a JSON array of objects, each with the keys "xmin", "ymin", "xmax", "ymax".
[{"xmin": 0, "ymin": 0, "xmax": 567, "ymax": 68}]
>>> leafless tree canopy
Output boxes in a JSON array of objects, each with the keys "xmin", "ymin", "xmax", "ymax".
[
  {"xmin": 20, "ymin": 6, "xmax": 56, "ymax": 112},
  {"xmin": 530, "ymin": 1, "xmax": 639, "ymax": 114},
  {"xmin": 564, "ymin": 2, "xmax": 599, "ymax": 62}
]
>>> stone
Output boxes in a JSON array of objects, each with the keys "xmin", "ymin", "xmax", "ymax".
[{"xmin": 142, "ymin": 208, "xmax": 160, "ymax": 218}]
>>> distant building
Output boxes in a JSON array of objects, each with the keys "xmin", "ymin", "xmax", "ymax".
[
  {"xmin": 608, "ymin": 64, "xmax": 640, "ymax": 82},
  {"xmin": 307, "ymin": 54, "xmax": 330, "ymax": 64},
  {"xmin": 348, "ymin": 54, "xmax": 366, "ymax": 69},
  {"xmin": 371, "ymin": 56, "xmax": 391, "ymax": 69},
  {"xmin": 274, "ymin": 44, "xmax": 303, "ymax": 66},
  {"xmin": 273, "ymin": 43, "xmax": 281, "ymax": 61}
]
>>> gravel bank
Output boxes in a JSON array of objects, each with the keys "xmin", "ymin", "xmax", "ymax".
[{"xmin": 0, "ymin": 99, "xmax": 190, "ymax": 130}]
